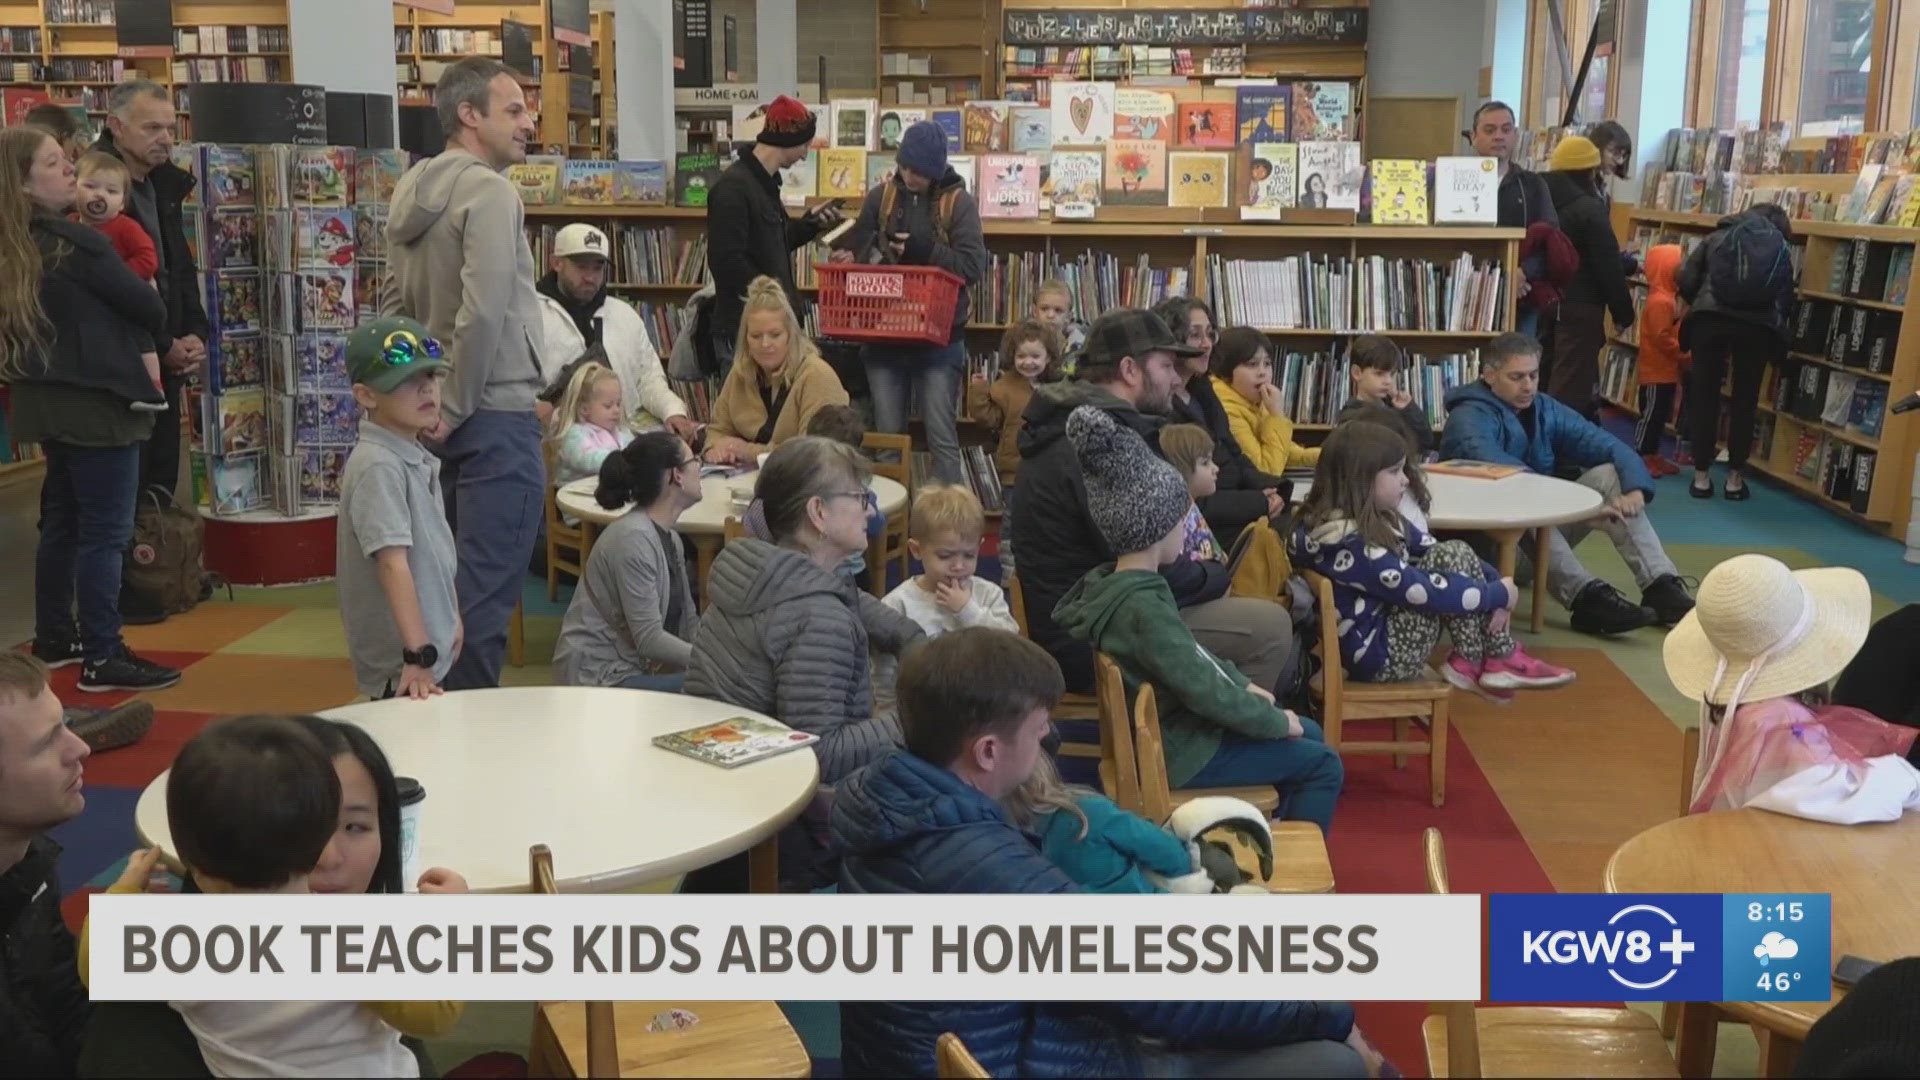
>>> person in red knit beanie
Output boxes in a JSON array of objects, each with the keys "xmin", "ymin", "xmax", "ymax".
[{"xmin": 74, "ymin": 150, "xmax": 164, "ymax": 409}]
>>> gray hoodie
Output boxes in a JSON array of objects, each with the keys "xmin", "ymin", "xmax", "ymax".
[
  {"xmin": 382, "ymin": 147, "xmax": 545, "ymax": 430},
  {"xmin": 685, "ymin": 537, "xmax": 924, "ymax": 784}
]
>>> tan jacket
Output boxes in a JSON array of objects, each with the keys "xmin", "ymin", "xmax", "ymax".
[
  {"xmin": 966, "ymin": 370, "xmax": 1035, "ymax": 476},
  {"xmin": 709, "ymin": 349, "xmax": 849, "ymax": 457}
]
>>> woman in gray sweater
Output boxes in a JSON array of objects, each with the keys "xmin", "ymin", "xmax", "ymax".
[{"xmin": 553, "ymin": 432, "xmax": 703, "ymax": 690}]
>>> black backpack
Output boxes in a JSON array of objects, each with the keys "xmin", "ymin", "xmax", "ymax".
[{"xmin": 1707, "ymin": 214, "xmax": 1793, "ymax": 310}]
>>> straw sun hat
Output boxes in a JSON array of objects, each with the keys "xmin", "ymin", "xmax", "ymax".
[{"xmin": 1663, "ymin": 554, "xmax": 1871, "ymax": 706}]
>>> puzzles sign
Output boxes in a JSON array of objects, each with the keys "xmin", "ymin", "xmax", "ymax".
[{"xmin": 90, "ymin": 894, "xmax": 1481, "ymax": 1002}]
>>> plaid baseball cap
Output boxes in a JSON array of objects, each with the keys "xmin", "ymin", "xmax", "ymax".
[
  {"xmin": 1079, "ymin": 308, "xmax": 1202, "ymax": 373},
  {"xmin": 346, "ymin": 316, "xmax": 450, "ymax": 393}
]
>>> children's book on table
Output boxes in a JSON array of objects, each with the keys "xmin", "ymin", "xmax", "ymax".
[
  {"xmin": 1425, "ymin": 460, "xmax": 1523, "ymax": 479},
  {"xmin": 653, "ymin": 717, "xmax": 820, "ymax": 768}
]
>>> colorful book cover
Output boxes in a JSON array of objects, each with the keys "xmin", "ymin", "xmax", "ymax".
[
  {"xmin": 1235, "ymin": 86, "xmax": 1291, "ymax": 145},
  {"xmin": 205, "ymin": 209, "xmax": 259, "ymax": 269},
  {"xmin": 218, "ymin": 388, "xmax": 268, "ymax": 455},
  {"xmin": 353, "ymin": 149, "xmax": 405, "ymax": 206},
  {"xmin": 780, "ymin": 151, "xmax": 818, "ymax": 208},
  {"xmin": 208, "ymin": 452, "xmax": 264, "ymax": 515},
  {"xmin": 295, "ymin": 207, "xmax": 356, "ymax": 268},
  {"xmin": 1247, "ymin": 142, "xmax": 1297, "ymax": 209},
  {"xmin": 353, "ymin": 207, "xmax": 385, "ymax": 261},
  {"xmin": 732, "ymin": 102, "xmax": 767, "ymax": 145},
  {"xmin": 817, "ymin": 148, "xmax": 868, "ymax": 199},
  {"xmin": 200, "ymin": 145, "xmax": 258, "ymax": 209},
  {"xmin": 1168, "ymin": 151, "xmax": 1230, "ymax": 208},
  {"xmin": 1368, "ymin": 159, "xmax": 1429, "ymax": 224},
  {"xmin": 1010, "ymin": 106, "xmax": 1051, "ymax": 154},
  {"xmin": 833, "ymin": 97, "xmax": 878, "ymax": 150},
  {"xmin": 1176, "ymin": 102, "xmax": 1235, "ymax": 149},
  {"xmin": 673, "ymin": 152, "xmax": 722, "ymax": 207},
  {"xmin": 300, "ymin": 446, "xmax": 347, "ymax": 505},
  {"xmin": 1048, "ymin": 149, "xmax": 1103, "ymax": 219},
  {"xmin": 210, "ymin": 271, "xmax": 263, "ymax": 334},
  {"xmin": 1292, "ymin": 82, "xmax": 1353, "ymax": 141},
  {"xmin": 1103, "ymin": 139, "xmax": 1167, "ymax": 207},
  {"xmin": 1050, "ymin": 81, "xmax": 1116, "ymax": 144},
  {"xmin": 947, "ymin": 154, "xmax": 977, "ymax": 194},
  {"xmin": 652, "ymin": 716, "xmax": 819, "ymax": 768},
  {"xmin": 294, "ymin": 390, "xmax": 359, "ymax": 446},
  {"xmin": 1434, "ymin": 156, "xmax": 1500, "ymax": 224},
  {"xmin": 291, "ymin": 147, "xmax": 351, "ymax": 206},
  {"xmin": 931, "ymin": 109, "xmax": 964, "ymax": 153},
  {"xmin": 877, "ymin": 107, "xmax": 926, "ymax": 152},
  {"xmin": 354, "ymin": 261, "xmax": 384, "ymax": 318},
  {"xmin": 865, "ymin": 153, "xmax": 895, "ymax": 190},
  {"xmin": 1114, "ymin": 88, "xmax": 1175, "ymax": 142},
  {"xmin": 214, "ymin": 335, "xmax": 264, "ymax": 390},
  {"xmin": 562, "ymin": 160, "xmax": 617, "ymax": 205},
  {"xmin": 1298, "ymin": 142, "xmax": 1362, "ymax": 210},
  {"xmin": 978, "ymin": 154, "xmax": 1042, "ymax": 219},
  {"xmin": 296, "ymin": 334, "xmax": 351, "ymax": 390},
  {"xmin": 299, "ymin": 268, "xmax": 355, "ymax": 331},
  {"xmin": 507, "ymin": 163, "xmax": 561, "ymax": 205},
  {"xmin": 614, "ymin": 161, "xmax": 668, "ymax": 205},
  {"xmin": 962, "ymin": 100, "xmax": 1012, "ymax": 152}
]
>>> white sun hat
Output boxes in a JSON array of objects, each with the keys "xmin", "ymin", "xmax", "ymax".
[{"xmin": 1663, "ymin": 553, "xmax": 1871, "ymax": 707}]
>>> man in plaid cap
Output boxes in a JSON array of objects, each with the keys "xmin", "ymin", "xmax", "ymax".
[
  {"xmin": 706, "ymin": 95, "xmax": 843, "ymax": 367},
  {"xmin": 1008, "ymin": 308, "xmax": 1297, "ymax": 695}
]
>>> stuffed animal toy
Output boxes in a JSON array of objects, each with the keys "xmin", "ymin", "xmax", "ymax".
[{"xmin": 1144, "ymin": 795, "xmax": 1273, "ymax": 894}]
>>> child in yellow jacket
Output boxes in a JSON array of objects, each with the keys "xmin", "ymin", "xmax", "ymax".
[{"xmin": 1208, "ymin": 326, "xmax": 1320, "ymax": 473}]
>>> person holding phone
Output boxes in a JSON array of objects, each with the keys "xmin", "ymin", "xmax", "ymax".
[{"xmin": 707, "ymin": 96, "xmax": 842, "ymax": 370}]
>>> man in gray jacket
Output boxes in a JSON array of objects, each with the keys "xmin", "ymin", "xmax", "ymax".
[{"xmin": 383, "ymin": 56, "xmax": 546, "ymax": 690}]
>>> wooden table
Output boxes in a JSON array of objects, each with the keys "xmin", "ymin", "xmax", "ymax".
[
  {"xmin": 134, "ymin": 687, "xmax": 820, "ymax": 893},
  {"xmin": 1424, "ymin": 472, "xmax": 1605, "ymax": 632},
  {"xmin": 1605, "ymin": 808, "xmax": 1920, "ymax": 1077},
  {"xmin": 556, "ymin": 472, "xmax": 909, "ymax": 598}
]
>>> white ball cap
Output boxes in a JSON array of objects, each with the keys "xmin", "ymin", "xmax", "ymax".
[{"xmin": 553, "ymin": 222, "xmax": 610, "ymax": 260}]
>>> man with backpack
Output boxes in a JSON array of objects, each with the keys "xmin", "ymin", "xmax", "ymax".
[
  {"xmin": 1679, "ymin": 203, "xmax": 1797, "ymax": 501},
  {"xmin": 831, "ymin": 120, "xmax": 988, "ymax": 484}
]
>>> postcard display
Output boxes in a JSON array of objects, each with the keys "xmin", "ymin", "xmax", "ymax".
[{"xmin": 185, "ymin": 143, "xmax": 407, "ymax": 518}]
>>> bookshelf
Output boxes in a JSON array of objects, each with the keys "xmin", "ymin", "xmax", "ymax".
[
  {"xmin": 877, "ymin": 0, "xmax": 995, "ymax": 106},
  {"xmin": 393, "ymin": 3, "xmax": 570, "ymax": 152},
  {"xmin": 1624, "ymin": 206, "xmax": 1920, "ymax": 536}
]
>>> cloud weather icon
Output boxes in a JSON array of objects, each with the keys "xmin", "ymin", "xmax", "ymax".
[{"xmin": 1754, "ymin": 932, "xmax": 1800, "ymax": 962}]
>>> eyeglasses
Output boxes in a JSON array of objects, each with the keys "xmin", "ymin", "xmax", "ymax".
[{"xmin": 376, "ymin": 329, "xmax": 443, "ymax": 368}]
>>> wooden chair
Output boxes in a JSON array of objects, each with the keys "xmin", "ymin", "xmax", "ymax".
[
  {"xmin": 543, "ymin": 441, "xmax": 591, "ymax": 601},
  {"xmin": 723, "ymin": 516, "xmax": 747, "ymax": 544},
  {"xmin": 862, "ymin": 431, "xmax": 913, "ymax": 591},
  {"xmin": 1132, "ymin": 680, "xmax": 1334, "ymax": 893},
  {"xmin": 1092, "ymin": 652, "xmax": 1280, "ymax": 818},
  {"xmin": 1005, "ymin": 571, "xmax": 1100, "ymax": 727},
  {"xmin": 935, "ymin": 1033, "xmax": 991, "ymax": 1079},
  {"xmin": 526, "ymin": 845, "xmax": 809, "ymax": 1079},
  {"xmin": 1303, "ymin": 571, "xmax": 1452, "ymax": 807},
  {"xmin": 509, "ymin": 602, "xmax": 526, "ymax": 668},
  {"xmin": 1420, "ymin": 828, "xmax": 1676, "ymax": 1078}
]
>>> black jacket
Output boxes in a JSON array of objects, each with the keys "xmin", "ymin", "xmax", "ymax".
[
  {"xmin": 706, "ymin": 146, "xmax": 821, "ymax": 344},
  {"xmin": 1499, "ymin": 164, "xmax": 1558, "ymax": 230},
  {"xmin": 1171, "ymin": 374, "xmax": 1285, "ymax": 539},
  {"xmin": 1543, "ymin": 169, "xmax": 1635, "ymax": 327},
  {"xmin": 1337, "ymin": 394, "xmax": 1436, "ymax": 455},
  {"xmin": 1677, "ymin": 211, "xmax": 1797, "ymax": 342},
  {"xmin": 90, "ymin": 129, "xmax": 207, "ymax": 362},
  {"xmin": 843, "ymin": 168, "xmax": 990, "ymax": 343},
  {"xmin": 21, "ymin": 214, "xmax": 168, "ymax": 408},
  {"xmin": 2, "ymin": 838, "xmax": 89, "ymax": 1077}
]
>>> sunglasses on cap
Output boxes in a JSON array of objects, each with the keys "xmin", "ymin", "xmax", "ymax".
[{"xmin": 377, "ymin": 329, "xmax": 443, "ymax": 367}]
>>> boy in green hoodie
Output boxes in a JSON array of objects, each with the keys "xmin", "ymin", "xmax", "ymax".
[{"xmin": 1053, "ymin": 405, "xmax": 1344, "ymax": 833}]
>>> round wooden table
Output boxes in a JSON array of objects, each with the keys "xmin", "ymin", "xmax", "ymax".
[
  {"xmin": 1605, "ymin": 808, "xmax": 1920, "ymax": 1076},
  {"xmin": 556, "ymin": 472, "xmax": 909, "ymax": 597},
  {"xmin": 134, "ymin": 687, "xmax": 820, "ymax": 893},
  {"xmin": 1424, "ymin": 472, "xmax": 1605, "ymax": 632}
]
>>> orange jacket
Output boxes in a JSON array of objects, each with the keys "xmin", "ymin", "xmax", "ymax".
[{"xmin": 1637, "ymin": 244, "xmax": 1688, "ymax": 385}]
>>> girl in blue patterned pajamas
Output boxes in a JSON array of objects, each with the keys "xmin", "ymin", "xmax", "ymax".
[{"xmin": 1289, "ymin": 421, "xmax": 1577, "ymax": 703}]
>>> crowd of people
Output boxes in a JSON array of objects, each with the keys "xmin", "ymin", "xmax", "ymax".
[{"xmin": 4, "ymin": 57, "xmax": 1918, "ymax": 1080}]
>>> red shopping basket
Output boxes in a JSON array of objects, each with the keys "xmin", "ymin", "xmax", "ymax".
[{"xmin": 813, "ymin": 263, "xmax": 964, "ymax": 346}]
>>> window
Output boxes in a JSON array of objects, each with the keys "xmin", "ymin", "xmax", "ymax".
[
  {"xmin": 1797, "ymin": 0, "xmax": 1874, "ymax": 134},
  {"xmin": 1712, "ymin": 0, "xmax": 1771, "ymax": 129}
]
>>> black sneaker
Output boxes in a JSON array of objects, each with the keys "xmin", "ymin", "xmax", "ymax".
[
  {"xmin": 31, "ymin": 634, "xmax": 84, "ymax": 669},
  {"xmin": 1569, "ymin": 580, "xmax": 1656, "ymax": 636},
  {"xmin": 1642, "ymin": 574, "xmax": 1698, "ymax": 627},
  {"xmin": 77, "ymin": 650, "xmax": 181, "ymax": 693},
  {"xmin": 65, "ymin": 700, "xmax": 156, "ymax": 752}
]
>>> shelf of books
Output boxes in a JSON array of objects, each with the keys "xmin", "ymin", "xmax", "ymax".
[{"xmin": 879, "ymin": 0, "xmax": 993, "ymax": 106}]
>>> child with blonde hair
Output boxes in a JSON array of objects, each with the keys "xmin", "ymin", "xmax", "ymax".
[
  {"xmin": 968, "ymin": 319, "xmax": 1064, "ymax": 480},
  {"xmin": 1030, "ymin": 278, "xmax": 1088, "ymax": 361},
  {"xmin": 881, "ymin": 483, "xmax": 1016, "ymax": 635},
  {"xmin": 547, "ymin": 361, "xmax": 634, "ymax": 485}
]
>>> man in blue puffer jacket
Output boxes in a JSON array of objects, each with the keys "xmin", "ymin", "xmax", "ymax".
[
  {"xmin": 1440, "ymin": 333, "xmax": 1694, "ymax": 638},
  {"xmin": 833, "ymin": 628, "xmax": 1375, "ymax": 1079}
]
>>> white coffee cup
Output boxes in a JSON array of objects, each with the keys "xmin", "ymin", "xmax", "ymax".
[{"xmin": 396, "ymin": 777, "xmax": 425, "ymax": 890}]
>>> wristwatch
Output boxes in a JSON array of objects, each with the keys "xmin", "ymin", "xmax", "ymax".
[{"xmin": 402, "ymin": 644, "xmax": 438, "ymax": 669}]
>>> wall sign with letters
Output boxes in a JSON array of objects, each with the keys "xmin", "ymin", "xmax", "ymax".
[{"xmin": 1002, "ymin": 8, "xmax": 1368, "ymax": 47}]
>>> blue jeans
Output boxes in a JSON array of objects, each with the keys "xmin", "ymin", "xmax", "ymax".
[
  {"xmin": 439, "ymin": 409, "xmax": 544, "ymax": 691},
  {"xmin": 1139, "ymin": 1039, "xmax": 1366, "ymax": 1078},
  {"xmin": 864, "ymin": 340, "xmax": 964, "ymax": 484},
  {"xmin": 1183, "ymin": 720, "xmax": 1344, "ymax": 835},
  {"xmin": 36, "ymin": 441, "xmax": 141, "ymax": 663},
  {"xmin": 616, "ymin": 671, "xmax": 686, "ymax": 693}
]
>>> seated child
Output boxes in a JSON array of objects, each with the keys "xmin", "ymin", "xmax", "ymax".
[
  {"xmin": 1005, "ymin": 754, "xmax": 1194, "ymax": 893},
  {"xmin": 74, "ymin": 150, "xmax": 165, "ymax": 410},
  {"xmin": 1335, "ymin": 334, "xmax": 1433, "ymax": 456},
  {"xmin": 1289, "ymin": 421, "xmax": 1572, "ymax": 704},
  {"xmin": 548, "ymin": 361, "xmax": 635, "ymax": 486},
  {"xmin": 1052, "ymin": 405, "xmax": 1344, "ymax": 835},
  {"xmin": 1670, "ymin": 554, "xmax": 1919, "ymax": 823},
  {"xmin": 1155, "ymin": 423, "xmax": 1227, "ymax": 565},
  {"xmin": 881, "ymin": 483, "xmax": 1017, "ymax": 635},
  {"xmin": 1031, "ymin": 278, "xmax": 1088, "ymax": 369},
  {"xmin": 163, "ymin": 716, "xmax": 461, "ymax": 1076},
  {"xmin": 968, "ymin": 320, "xmax": 1063, "ymax": 481}
]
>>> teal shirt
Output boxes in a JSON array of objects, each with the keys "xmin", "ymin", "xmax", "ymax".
[{"xmin": 1036, "ymin": 793, "xmax": 1195, "ymax": 893}]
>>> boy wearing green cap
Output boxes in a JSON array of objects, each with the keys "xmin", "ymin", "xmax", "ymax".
[{"xmin": 337, "ymin": 317, "xmax": 461, "ymax": 700}]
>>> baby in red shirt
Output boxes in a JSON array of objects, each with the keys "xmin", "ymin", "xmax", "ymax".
[{"xmin": 75, "ymin": 151, "xmax": 164, "ymax": 408}]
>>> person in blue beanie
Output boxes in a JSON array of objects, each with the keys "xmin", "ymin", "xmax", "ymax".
[{"xmin": 831, "ymin": 120, "xmax": 988, "ymax": 485}]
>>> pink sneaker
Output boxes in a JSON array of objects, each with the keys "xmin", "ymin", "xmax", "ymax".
[
  {"xmin": 1481, "ymin": 645, "xmax": 1577, "ymax": 690},
  {"xmin": 1442, "ymin": 652, "xmax": 1514, "ymax": 705}
]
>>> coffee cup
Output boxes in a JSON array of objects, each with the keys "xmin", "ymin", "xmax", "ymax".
[{"xmin": 395, "ymin": 776, "xmax": 425, "ymax": 890}]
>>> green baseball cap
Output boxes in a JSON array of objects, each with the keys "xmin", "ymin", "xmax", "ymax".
[{"xmin": 346, "ymin": 316, "xmax": 451, "ymax": 392}]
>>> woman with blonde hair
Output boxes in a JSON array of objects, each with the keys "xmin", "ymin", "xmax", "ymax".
[
  {"xmin": 5, "ymin": 125, "xmax": 178, "ymax": 693},
  {"xmin": 701, "ymin": 276, "xmax": 849, "ymax": 467}
]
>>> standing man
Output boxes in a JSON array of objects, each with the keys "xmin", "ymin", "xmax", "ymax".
[
  {"xmin": 1468, "ymin": 100, "xmax": 1562, "ymax": 341},
  {"xmin": 95, "ymin": 81, "xmax": 209, "ymax": 505},
  {"xmin": 705, "ymin": 95, "xmax": 841, "ymax": 368},
  {"xmin": 384, "ymin": 56, "xmax": 546, "ymax": 690},
  {"xmin": 0, "ymin": 653, "xmax": 94, "ymax": 1074},
  {"xmin": 534, "ymin": 222, "xmax": 699, "ymax": 441}
]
